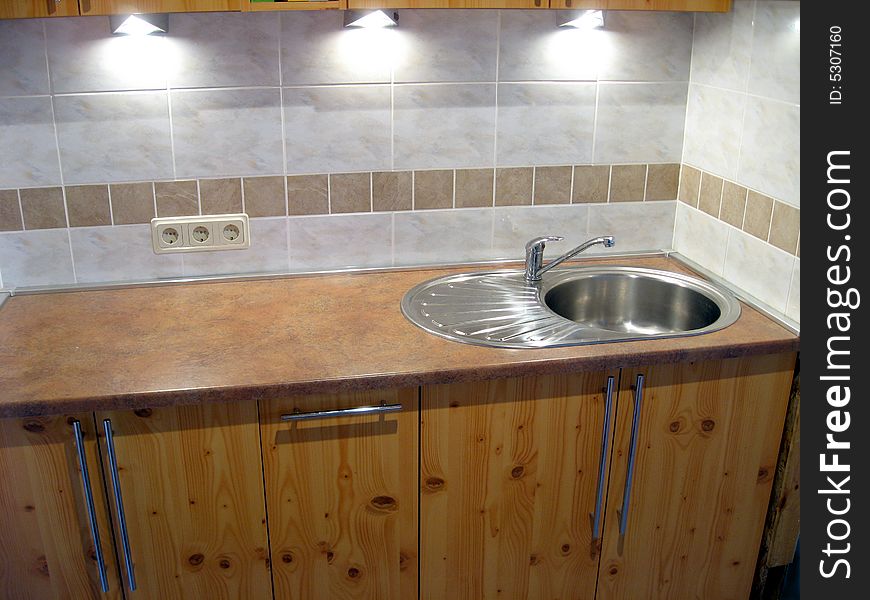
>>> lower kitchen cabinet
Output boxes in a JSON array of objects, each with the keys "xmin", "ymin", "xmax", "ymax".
[
  {"xmin": 420, "ymin": 372, "xmax": 619, "ymax": 600},
  {"xmin": 259, "ymin": 387, "xmax": 419, "ymax": 600}
]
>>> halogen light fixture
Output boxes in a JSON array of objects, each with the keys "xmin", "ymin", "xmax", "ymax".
[
  {"xmin": 343, "ymin": 9, "xmax": 399, "ymax": 29},
  {"xmin": 560, "ymin": 10, "xmax": 606, "ymax": 30},
  {"xmin": 110, "ymin": 14, "xmax": 168, "ymax": 36}
]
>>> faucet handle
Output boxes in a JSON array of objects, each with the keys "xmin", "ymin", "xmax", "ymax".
[{"xmin": 525, "ymin": 235, "xmax": 563, "ymax": 252}]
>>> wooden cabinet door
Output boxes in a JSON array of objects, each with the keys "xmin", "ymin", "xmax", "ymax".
[
  {"xmin": 421, "ymin": 372, "xmax": 618, "ymax": 600},
  {"xmin": 347, "ymin": 1, "xmax": 546, "ymax": 9},
  {"xmin": 78, "ymin": 0, "xmax": 241, "ymax": 15},
  {"xmin": 549, "ymin": 0, "xmax": 731, "ymax": 11},
  {"xmin": 0, "ymin": 0, "xmax": 79, "ymax": 18},
  {"xmin": 260, "ymin": 388, "xmax": 418, "ymax": 600},
  {"xmin": 95, "ymin": 402, "xmax": 271, "ymax": 599},
  {"xmin": 598, "ymin": 354, "xmax": 796, "ymax": 600},
  {"xmin": 0, "ymin": 414, "xmax": 123, "ymax": 600}
]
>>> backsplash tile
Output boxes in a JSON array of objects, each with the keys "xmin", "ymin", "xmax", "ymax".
[
  {"xmin": 243, "ymin": 176, "xmax": 286, "ymax": 218},
  {"xmin": 673, "ymin": 203, "xmax": 729, "ymax": 274},
  {"xmin": 394, "ymin": 209, "xmax": 495, "ymax": 266},
  {"xmin": 609, "ymin": 165, "xmax": 646, "ymax": 203},
  {"xmin": 690, "ymin": 0, "xmax": 753, "ymax": 91},
  {"xmin": 0, "ymin": 97, "xmax": 62, "ymax": 188},
  {"xmin": 70, "ymin": 225, "xmax": 182, "ymax": 283},
  {"xmin": 329, "ymin": 173, "xmax": 371, "ymax": 214},
  {"xmin": 588, "ymin": 201, "xmax": 676, "ymax": 254},
  {"xmin": 683, "ymin": 84, "xmax": 744, "ymax": 179},
  {"xmin": 533, "ymin": 166, "xmax": 572, "ymax": 205},
  {"xmin": 677, "ymin": 165, "xmax": 701, "ymax": 208},
  {"xmin": 455, "ymin": 169, "xmax": 494, "ymax": 208},
  {"xmin": 0, "ymin": 190, "xmax": 22, "ymax": 232},
  {"xmin": 109, "ymin": 182, "xmax": 155, "ymax": 225},
  {"xmin": 698, "ymin": 173, "xmax": 723, "ymax": 218},
  {"xmin": 372, "ymin": 172, "xmax": 412, "ymax": 212},
  {"xmin": 289, "ymin": 213, "xmax": 390, "ymax": 271},
  {"xmin": 743, "ymin": 190, "xmax": 774, "ymax": 241},
  {"xmin": 768, "ymin": 200, "xmax": 800, "ymax": 254},
  {"xmin": 572, "ymin": 166, "xmax": 610, "ymax": 204},
  {"xmin": 0, "ymin": 20, "xmax": 49, "ymax": 96},
  {"xmin": 719, "ymin": 181, "xmax": 747, "ymax": 228},
  {"xmin": 66, "ymin": 185, "xmax": 111, "ymax": 227},
  {"xmin": 645, "ymin": 164, "xmax": 680, "ymax": 201},
  {"xmin": 20, "ymin": 187, "xmax": 66, "ymax": 230},
  {"xmin": 200, "ymin": 178, "xmax": 243, "ymax": 215},
  {"xmin": 185, "ymin": 217, "xmax": 288, "ymax": 276},
  {"xmin": 492, "ymin": 205, "xmax": 589, "ymax": 259},
  {"xmin": 723, "ymin": 227, "xmax": 794, "ymax": 312},
  {"xmin": 287, "ymin": 174, "xmax": 328, "ymax": 216},
  {"xmin": 155, "ymin": 180, "xmax": 198, "ymax": 217},
  {"xmin": 0, "ymin": 229, "xmax": 75, "ymax": 287},
  {"xmin": 494, "ymin": 168, "xmax": 533, "ymax": 207},
  {"xmin": 413, "ymin": 170, "xmax": 453, "ymax": 210},
  {"xmin": 598, "ymin": 12, "xmax": 693, "ymax": 81},
  {"xmin": 748, "ymin": 1, "xmax": 801, "ymax": 104}
]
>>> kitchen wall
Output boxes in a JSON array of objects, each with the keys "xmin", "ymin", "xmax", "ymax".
[{"xmin": 673, "ymin": 0, "xmax": 800, "ymax": 324}]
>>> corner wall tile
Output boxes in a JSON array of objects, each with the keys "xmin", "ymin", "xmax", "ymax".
[
  {"xmin": 786, "ymin": 258, "xmax": 800, "ymax": 323},
  {"xmin": 673, "ymin": 203, "xmax": 729, "ymax": 275},
  {"xmin": 690, "ymin": 0, "xmax": 754, "ymax": 91},
  {"xmin": 289, "ymin": 213, "xmax": 391, "ymax": 271},
  {"xmin": 678, "ymin": 165, "xmax": 701, "ymax": 207},
  {"xmin": 394, "ymin": 209, "xmax": 495, "ymax": 266},
  {"xmin": 724, "ymin": 227, "xmax": 794, "ymax": 312},
  {"xmin": 184, "ymin": 217, "xmax": 289, "ymax": 276},
  {"xmin": 0, "ymin": 97, "xmax": 62, "ymax": 188},
  {"xmin": 70, "ymin": 225, "xmax": 182, "ymax": 283},
  {"xmin": 698, "ymin": 173, "xmax": 723, "ymax": 218},
  {"xmin": 738, "ymin": 97, "xmax": 800, "ymax": 207},
  {"xmin": 598, "ymin": 12, "xmax": 693, "ymax": 81},
  {"xmin": 645, "ymin": 164, "xmax": 680, "ymax": 201},
  {"xmin": 587, "ymin": 201, "xmax": 676, "ymax": 254},
  {"xmin": 0, "ymin": 20, "xmax": 49, "ymax": 96},
  {"xmin": 0, "ymin": 229, "xmax": 75, "ymax": 287},
  {"xmin": 683, "ymin": 84, "xmax": 745, "ymax": 180},
  {"xmin": 749, "ymin": 1, "xmax": 801, "ymax": 104}
]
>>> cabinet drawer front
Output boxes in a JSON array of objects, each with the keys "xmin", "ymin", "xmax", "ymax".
[{"xmin": 260, "ymin": 388, "xmax": 419, "ymax": 600}]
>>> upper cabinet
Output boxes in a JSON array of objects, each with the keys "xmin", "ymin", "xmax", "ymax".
[
  {"xmin": 78, "ymin": 0, "xmax": 241, "ymax": 15},
  {"xmin": 550, "ymin": 0, "xmax": 730, "ymax": 10},
  {"xmin": 0, "ymin": 0, "xmax": 79, "ymax": 18},
  {"xmin": 347, "ymin": 1, "xmax": 546, "ymax": 9}
]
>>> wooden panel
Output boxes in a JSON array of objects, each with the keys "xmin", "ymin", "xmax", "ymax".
[
  {"xmin": 244, "ymin": 0, "xmax": 344, "ymax": 11},
  {"xmin": 598, "ymin": 354, "xmax": 796, "ymax": 600},
  {"xmin": 550, "ymin": 0, "xmax": 731, "ymax": 11},
  {"xmin": 95, "ymin": 402, "xmax": 271, "ymax": 599},
  {"xmin": 0, "ymin": 0, "xmax": 79, "ymax": 18},
  {"xmin": 0, "ymin": 414, "xmax": 123, "ymax": 600},
  {"xmin": 260, "ymin": 388, "xmax": 418, "ymax": 600},
  {"xmin": 348, "ymin": 0, "xmax": 545, "ymax": 9},
  {"xmin": 421, "ymin": 372, "xmax": 616, "ymax": 600},
  {"xmin": 78, "ymin": 0, "xmax": 241, "ymax": 15}
]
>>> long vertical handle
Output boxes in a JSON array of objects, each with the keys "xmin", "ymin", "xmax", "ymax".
[
  {"xmin": 619, "ymin": 374, "xmax": 644, "ymax": 537},
  {"xmin": 72, "ymin": 420, "xmax": 109, "ymax": 593},
  {"xmin": 591, "ymin": 375, "xmax": 615, "ymax": 542},
  {"xmin": 103, "ymin": 419, "xmax": 136, "ymax": 591}
]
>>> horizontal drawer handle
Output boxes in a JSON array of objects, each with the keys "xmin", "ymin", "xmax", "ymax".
[{"xmin": 280, "ymin": 402, "xmax": 402, "ymax": 422}]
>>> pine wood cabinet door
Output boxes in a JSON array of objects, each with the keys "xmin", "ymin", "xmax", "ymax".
[
  {"xmin": 421, "ymin": 372, "xmax": 618, "ymax": 600},
  {"xmin": 260, "ymin": 388, "xmax": 419, "ymax": 600},
  {"xmin": 78, "ymin": 0, "xmax": 241, "ymax": 15},
  {"xmin": 597, "ymin": 354, "xmax": 796, "ymax": 600},
  {"xmin": 0, "ymin": 414, "xmax": 123, "ymax": 600},
  {"xmin": 347, "ymin": 1, "xmax": 544, "ymax": 8},
  {"xmin": 549, "ymin": 0, "xmax": 731, "ymax": 11},
  {"xmin": 95, "ymin": 402, "xmax": 272, "ymax": 599},
  {"xmin": 0, "ymin": 0, "xmax": 79, "ymax": 18}
]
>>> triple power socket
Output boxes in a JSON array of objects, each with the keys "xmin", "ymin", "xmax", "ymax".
[{"xmin": 151, "ymin": 214, "xmax": 250, "ymax": 254}]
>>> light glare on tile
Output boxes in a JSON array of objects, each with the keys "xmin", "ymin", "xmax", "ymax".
[
  {"xmin": 792, "ymin": 19, "xmax": 800, "ymax": 33},
  {"xmin": 560, "ymin": 10, "xmax": 605, "ymax": 30},
  {"xmin": 110, "ymin": 14, "xmax": 168, "ymax": 36},
  {"xmin": 344, "ymin": 10, "xmax": 399, "ymax": 29}
]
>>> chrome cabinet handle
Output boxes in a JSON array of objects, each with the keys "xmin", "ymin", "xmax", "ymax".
[
  {"xmin": 103, "ymin": 419, "xmax": 136, "ymax": 591},
  {"xmin": 280, "ymin": 402, "xmax": 402, "ymax": 422},
  {"xmin": 591, "ymin": 376, "xmax": 615, "ymax": 542},
  {"xmin": 72, "ymin": 420, "xmax": 109, "ymax": 593},
  {"xmin": 619, "ymin": 374, "xmax": 644, "ymax": 537}
]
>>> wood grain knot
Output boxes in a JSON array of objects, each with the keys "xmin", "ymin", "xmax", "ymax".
[
  {"xmin": 326, "ymin": 551, "xmax": 335, "ymax": 564},
  {"xmin": 425, "ymin": 477, "xmax": 445, "ymax": 491},
  {"xmin": 24, "ymin": 505, "xmax": 35, "ymax": 512},
  {"xmin": 669, "ymin": 421, "xmax": 681, "ymax": 433},
  {"xmin": 134, "ymin": 408, "xmax": 152, "ymax": 418},
  {"xmin": 36, "ymin": 556, "xmax": 49, "ymax": 577},
  {"xmin": 399, "ymin": 552, "xmax": 410, "ymax": 570},
  {"xmin": 511, "ymin": 466, "xmax": 525, "ymax": 479},
  {"xmin": 370, "ymin": 495, "xmax": 398, "ymax": 511},
  {"xmin": 281, "ymin": 553, "xmax": 293, "ymax": 564},
  {"xmin": 529, "ymin": 554, "xmax": 540, "ymax": 566},
  {"xmin": 347, "ymin": 567, "xmax": 361, "ymax": 579},
  {"xmin": 88, "ymin": 547, "xmax": 98, "ymax": 561},
  {"xmin": 449, "ymin": 402, "xmax": 460, "ymax": 408},
  {"xmin": 23, "ymin": 421, "xmax": 45, "ymax": 433},
  {"xmin": 560, "ymin": 544, "xmax": 571, "ymax": 555},
  {"xmin": 188, "ymin": 554, "xmax": 204, "ymax": 566},
  {"xmin": 757, "ymin": 468, "xmax": 772, "ymax": 483},
  {"xmin": 218, "ymin": 559, "xmax": 231, "ymax": 569},
  {"xmin": 701, "ymin": 419, "xmax": 716, "ymax": 432},
  {"xmin": 609, "ymin": 566, "xmax": 618, "ymax": 576}
]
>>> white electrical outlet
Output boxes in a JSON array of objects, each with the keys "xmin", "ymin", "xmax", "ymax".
[{"xmin": 151, "ymin": 214, "xmax": 250, "ymax": 254}]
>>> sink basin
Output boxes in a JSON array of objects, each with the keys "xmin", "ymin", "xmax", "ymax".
[{"xmin": 401, "ymin": 266, "xmax": 741, "ymax": 349}]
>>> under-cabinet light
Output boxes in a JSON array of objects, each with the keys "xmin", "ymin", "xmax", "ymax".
[
  {"xmin": 343, "ymin": 10, "xmax": 399, "ymax": 29},
  {"xmin": 110, "ymin": 14, "xmax": 168, "ymax": 36},
  {"xmin": 559, "ymin": 10, "xmax": 606, "ymax": 30}
]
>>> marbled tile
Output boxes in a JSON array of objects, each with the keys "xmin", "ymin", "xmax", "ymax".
[
  {"xmin": 698, "ymin": 173, "xmax": 723, "ymax": 218},
  {"xmin": 329, "ymin": 173, "xmax": 371, "ymax": 214},
  {"xmin": 287, "ymin": 175, "xmax": 328, "ymax": 216},
  {"xmin": 691, "ymin": 0, "xmax": 754, "ymax": 91},
  {"xmin": 534, "ymin": 166, "xmax": 572, "ymax": 205},
  {"xmin": 55, "ymin": 92, "xmax": 173, "ymax": 185},
  {"xmin": 172, "ymin": 88, "xmax": 283, "ymax": 179},
  {"xmin": 155, "ymin": 180, "xmax": 198, "ymax": 217},
  {"xmin": 413, "ymin": 170, "xmax": 453, "ymax": 210},
  {"xmin": 372, "ymin": 172, "xmax": 412, "ymax": 212},
  {"xmin": 495, "ymin": 168, "xmax": 533, "ymax": 207},
  {"xmin": 496, "ymin": 83, "xmax": 595, "ymax": 167},
  {"xmin": 572, "ymin": 166, "xmax": 610, "ymax": 204},
  {"xmin": 786, "ymin": 259, "xmax": 800, "ymax": 323},
  {"xmin": 673, "ymin": 203, "xmax": 729, "ymax": 276},
  {"xmin": 587, "ymin": 201, "xmax": 676, "ymax": 254},
  {"xmin": 678, "ymin": 165, "xmax": 701, "ymax": 208},
  {"xmin": 0, "ymin": 20, "xmax": 49, "ymax": 96},
  {"xmin": 110, "ymin": 183, "xmax": 155, "ymax": 225},
  {"xmin": 455, "ymin": 169, "xmax": 494, "ymax": 208},
  {"xmin": 498, "ymin": 11, "xmax": 598, "ymax": 81},
  {"xmin": 244, "ymin": 176, "xmax": 285, "ymax": 217},
  {"xmin": 738, "ymin": 97, "xmax": 800, "ymax": 207},
  {"xmin": 749, "ymin": 1, "xmax": 801, "ymax": 104},
  {"xmin": 395, "ymin": 10, "xmax": 498, "ymax": 83},
  {"xmin": 720, "ymin": 181, "xmax": 748, "ymax": 228},
  {"xmin": 184, "ymin": 218, "xmax": 289, "ymax": 277},
  {"xmin": 768, "ymin": 201, "xmax": 800, "ymax": 255},
  {"xmin": 743, "ymin": 191, "xmax": 774, "ymax": 241},
  {"xmin": 491, "ymin": 205, "xmax": 589, "ymax": 260},
  {"xmin": 20, "ymin": 187, "xmax": 66, "ymax": 230},
  {"xmin": 168, "ymin": 12, "xmax": 280, "ymax": 88},
  {"xmin": 70, "ymin": 225, "xmax": 183, "ymax": 283},
  {"xmin": 281, "ymin": 11, "xmax": 392, "ymax": 85},
  {"xmin": 284, "ymin": 85, "xmax": 391, "ymax": 175},
  {"xmin": 46, "ymin": 17, "xmax": 169, "ymax": 93},
  {"xmin": 0, "ymin": 229, "xmax": 75, "ymax": 287},
  {"xmin": 594, "ymin": 83, "xmax": 687, "ymax": 164},
  {"xmin": 200, "ymin": 178, "xmax": 242, "ymax": 215},
  {"xmin": 598, "ymin": 11, "xmax": 692, "ymax": 81},
  {"xmin": 289, "ymin": 213, "xmax": 392, "ymax": 271},
  {"xmin": 683, "ymin": 84, "xmax": 745, "ymax": 180},
  {"xmin": 724, "ymin": 228, "xmax": 794, "ymax": 312},
  {"xmin": 393, "ymin": 84, "xmax": 496, "ymax": 170},
  {"xmin": 66, "ymin": 185, "xmax": 111, "ymax": 227},
  {"xmin": 0, "ymin": 97, "xmax": 62, "ymax": 188},
  {"xmin": 645, "ymin": 164, "xmax": 680, "ymax": 201},
  {"xmin": 394, "ymin": 209, "xmax": 496, "ymax": 266},
  {"xmin": 609, "ymin": 165, "xmax": 646, "ymax": 203},
  {"xmin": 0, "ymin": 190, "xmax": 22, "ymax": 232}
]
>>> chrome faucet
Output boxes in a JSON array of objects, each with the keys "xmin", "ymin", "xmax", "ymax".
[{"xmin": 524, "ymin": 235, "xmax": 616, "ymax": 282}]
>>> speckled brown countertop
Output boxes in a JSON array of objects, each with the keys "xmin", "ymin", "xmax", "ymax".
[{"xmin": 0, "ymin": 256, "xmax": 798, "ymax": 418}]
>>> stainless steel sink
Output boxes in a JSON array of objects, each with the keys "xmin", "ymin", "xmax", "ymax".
[{"xmin": 401, "ymin": 266, "xmax": 741, "ymax": 349}]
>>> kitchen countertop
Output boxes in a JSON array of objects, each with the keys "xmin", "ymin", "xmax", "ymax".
[{"xmin": 0, "ymin": 255, "xmax": 799, "ymax": 418}]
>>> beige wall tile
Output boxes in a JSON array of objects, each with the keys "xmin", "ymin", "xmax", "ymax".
[
  {"xmin": 287, "ymin": 174, "xmax": 328, "ymax": 216},
  {"xmin": 678, "ymin": 165, "xmax": 701, "ymax": 207},
  {"xmin": 645, "ymin": 164, "xmax": 679, "ymax": 201},
  {"xmin": 455, "ymin": 169, "xmax": 494, "ymax": 208},
  {"xmin": 20, "ymin": 187, "xmax": 66, "ymax": 229},
  {"xmin": 743, "ymin": 190, "xmax": 774, "ymax": 240},
  {"xmin": 414, "ymin": 170, "xmax": 453, "ymax": 210},
  {"xmin": 697, "ymin": 173, "xmax": 723, "ymax": 218},
  {"xmin": 495, "ymin": 167, "xmax": 532, "ymax": 206},
  {"xmin": 533, "ymin": 166, "xmax": 572, "ymax": 205},
  {"xmin": 200, "ymin": 178, "xmax": 242, "ymax": 215},
  {"xmin": 330, "ymin": 172, "xmax": 371, "ymax": 214},
  {"xmin": 0, "ymin": 190, "xmax": 23, "ymax": 231},
  {"xmin": 572, "ymin": 165, "xmax": 609, "ymax": 204},
  {"xmin": 65, "ymin": 185, "xmax": 111, "ymax": 227},
  {"xmin": 372, "ymin": 171, "xmax": 412, "ymax": 212},
  {"xmin": 719, "ymin": 181, "xmax": 747, "ymax": 228},
  {"xmin": 609, "ymin": 165, "xmax": 646, "ymax": 202},
  {"xmin": 243, "ymin": 176, "xmax": 286, "ymax": 217},
  {"xmin": 768, "ymin": 201, "xmax": 799, "ymax": 254},
  {"xmin": 110, "ymin": 182, "xmax": 155, "ymax": 225},
  {"xmin": 155, "ymin": 180, "xmax": 199, "ymax": 217}
]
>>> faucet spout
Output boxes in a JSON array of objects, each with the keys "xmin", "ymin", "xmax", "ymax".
[{"xmin": 524, "ymin": 235, "xmax": 615, "ymax": 282}]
